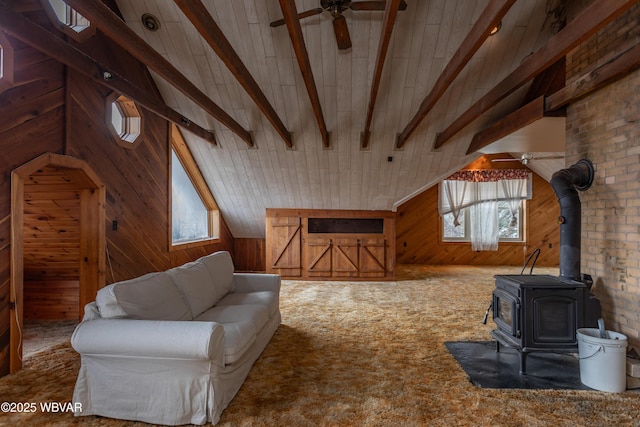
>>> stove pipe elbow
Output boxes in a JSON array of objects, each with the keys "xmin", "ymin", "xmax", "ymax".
[{"xmin": 550, "ymin": 159, "xmax": 595, "ymax": 281}]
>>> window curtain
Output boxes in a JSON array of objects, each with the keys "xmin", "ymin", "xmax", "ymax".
[
  {"xmin": 438, "ymin": 180, "xmax": 468, "ymax": 226},
  {"xmin": 439, "ymin": 169, "xmax": 532, "ymax": 251},
  {"xmin": 469, "ymin": 182, "xmax": 499, "ymax": 251},
  {"xmin": 501, "ymin": 178, "xmax": 526, "ymax": 227}
]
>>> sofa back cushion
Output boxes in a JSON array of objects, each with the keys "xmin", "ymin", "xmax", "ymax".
[
  {"xmin": 167, "ymin": 260, "xmax": 221, "ymax": 318},
  {"xmin": 198, "ymin": 251, "xmax": 235, "ymax": 295},
  {"xmin": 96, "ymin": 272, "xmax": 192, "ymax": 320}
]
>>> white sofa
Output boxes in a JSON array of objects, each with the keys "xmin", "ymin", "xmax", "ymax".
[{"xmin": 70, "ymin": 251, "xmax": 281, "ymax": 425}]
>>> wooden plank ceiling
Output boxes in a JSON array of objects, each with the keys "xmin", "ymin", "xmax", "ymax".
[{"xmin": 65, "ymin": 0, "xmax": 621, "ymax": 237}]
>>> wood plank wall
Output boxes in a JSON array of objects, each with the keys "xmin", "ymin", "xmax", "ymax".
[
  {"xmin": 234, "ymin": 238, "xmax": 266, "ymax": 272},
  {"xmin": 63, "ymin": 9, "xmax": 235, "ymax": 280},
  {"xmin": 0, "ymin": 1, "xmax": 234, "ymax": 377},
  {"xmin": 396, "ymin": 155, "xmax": 561, "ymax": 267},
  {"xmin": 23, "ymin": 179, "xmax": 81, "ymax": 320},
  {"xmin": 0, "ymin": 2, "xmax": 66, "ymax": 376}
]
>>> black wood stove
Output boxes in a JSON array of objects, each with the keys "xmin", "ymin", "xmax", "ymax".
[{"xmin": 490, "ymin": 159, "xmax": 601, "ymax": 374}]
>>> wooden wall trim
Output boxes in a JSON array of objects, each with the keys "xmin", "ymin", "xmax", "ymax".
[{"xmin": 9, "ymin": 169, "xmax": 24, "ymax": 374}]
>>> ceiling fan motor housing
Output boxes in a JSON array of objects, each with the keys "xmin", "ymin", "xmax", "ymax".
[
  {"xmin": 272, "ymin": 0, "xmax": 406, "ymax": 51},
  {"xmin": 322, "ymin": 0, "xmax": 351, "ymax": 16}
]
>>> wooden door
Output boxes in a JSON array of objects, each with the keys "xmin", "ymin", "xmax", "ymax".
[
  {"xmin": 360, "ymin": 238, "xmax": 386, "ymax": 278},
  {"xmin": 332, "ymin": 238, "xmax": 359, "ymax": 277},
  {"xmin": 305, "ymin": 238, "xmax": 332, "ymax": 277},
  {"xmin": 266, "ymin": 216, "xmax": 301, "ymax": 276}
]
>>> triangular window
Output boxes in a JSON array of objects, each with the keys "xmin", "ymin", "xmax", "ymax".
[
  {"xmin": 170, "ymin": 126, "xmax": 220, "ymax": 246},
  {"xmin": 172, "ymin": 150, "xmax": 210, "ymax": 243}
]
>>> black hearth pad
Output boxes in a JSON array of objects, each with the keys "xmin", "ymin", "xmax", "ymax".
[{"xmin": 445, "ymin": 341, "xmax": 591, "ymax": 390}]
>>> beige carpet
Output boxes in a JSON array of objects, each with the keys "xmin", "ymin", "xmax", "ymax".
[
  {"xmin": 22, "ymin": 319, "xmax": 77, "ymax": 359},
  {"xmin": 2, "ymin": 265, "xmax": 640, "ymax": 426}
]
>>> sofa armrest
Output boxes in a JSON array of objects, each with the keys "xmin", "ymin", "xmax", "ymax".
[
  {"xmin": 71, "ymin": 318, "xmax": 225, "ymax": 365},
  {"xmin": 81, "ymin": 302, "xmax": 101, "ymax": 321},
  {"xmin": 233, "ymin": 273, "xmax": 281, "ymax": 294}
]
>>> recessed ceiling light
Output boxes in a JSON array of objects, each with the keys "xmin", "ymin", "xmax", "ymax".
[{"xmin": 141, "ymin": 13, "xmax": 160, "ymax": 32}]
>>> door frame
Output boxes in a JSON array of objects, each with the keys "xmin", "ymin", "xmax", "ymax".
[{"xmin": 10, "ymin": 153, "xmax": 105, "ymax": 373}]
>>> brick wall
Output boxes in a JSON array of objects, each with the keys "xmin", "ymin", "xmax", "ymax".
[{"xmin": 565, "ymin": 3, "xmax": 640, "ymax": 348}]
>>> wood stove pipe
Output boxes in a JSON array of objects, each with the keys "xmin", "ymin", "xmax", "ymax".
[{"xmin": 550, "ymin": 159, "xmax": 595, "ymax": 281}]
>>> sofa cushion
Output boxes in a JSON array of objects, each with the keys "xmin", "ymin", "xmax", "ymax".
[
  {"xmin": 167, "ymin": 261, "xmax": 220, "ymax": 318},
  {"xmin": 197, "ymin": 251, "xmax": 235, "ymax": 296},
  {"xmin": 96, "ymin": 272, "xmax": 191, "ymax": 321},
  {"xmin": 216, "ymin": 291, "xmax": 279, "ymax": 317},
  {"xmin": 195, "ymin": 304, "xmax": 269, "ymax": 364}
]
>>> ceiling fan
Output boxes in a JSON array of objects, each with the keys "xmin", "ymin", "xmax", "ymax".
[
  {"xmin": 491, "ymin": 153, "xmax": 565, "ymax": 165},
  {"xmin": 270, "ymin": 0, "xmax": 408, "ymax": 50}
]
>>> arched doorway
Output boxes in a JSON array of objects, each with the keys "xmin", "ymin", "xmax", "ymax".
[{"xmin": 10, "ymin": 153, "xmax": 105, "ymax": 373}]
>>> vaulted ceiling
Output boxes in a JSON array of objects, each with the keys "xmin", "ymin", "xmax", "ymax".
[{"xmin": 14, "ymin": 0, "xmax": 631, "ymax": 238}]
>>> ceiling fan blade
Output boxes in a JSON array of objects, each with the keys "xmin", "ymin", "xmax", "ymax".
[
  {"xmin": 534, "ymin": 155, "xmax": 565, "ymax": 160},
  {"xmin": 349, "ymin": 0, "xmax": 407, "ymax": 11},
  {"xmin": 270, "ymin": 8, "xmax": 323, "ymax": 27},
  {"xmin": 491, "ymin": 158, "xmax": 520, "ymax": 162},
  {"xmin": 332, "ymin": 15, "xmax": 352, "ymax": 50},
  {"xmin": 349, "ymin": 1, "xmax": 386, "ymax": 10}
]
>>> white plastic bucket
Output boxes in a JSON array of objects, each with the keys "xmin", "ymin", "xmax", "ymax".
[{"xmin": 577, "ymin": 328, "xmax": 628, "ymax": 392}]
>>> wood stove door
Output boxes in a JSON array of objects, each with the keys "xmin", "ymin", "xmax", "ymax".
[
  {"xmin": 523, "ymin": 287, "xmax": 583, "ymax": 349},
  {"xmin": 492, "ymin": 289, "xmax": 519, "ymax": 339}
]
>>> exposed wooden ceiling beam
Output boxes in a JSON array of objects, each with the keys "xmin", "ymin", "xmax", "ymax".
[
  {"xmin": 173, "ymin": 0, "xmax": 293, "ymax": 149},
  {"xmin": 361, "ymin": 0, "xmax": 403, "ymax": 150},
  {"xmin": 0, "ymin": 2, "xmax": 216, "ymax": 144},
  {"xmin": 278, "ymin": 0, "xmax": 330, "ymax": 148},
  {"xmin": 467, "ymin": 59, "xmax": 566, "ymax": 154},
  {"xmin": 395, "ymin": 0, "xmax": 517, "ymax": 149},
  {"xmin": 466, "ymin": 96, "xmax": 563, "ymax": 154},
  {"xmin": 468, "ymin": 41, "xmax": 640, "ymax": 156},
  {"xmin": 521, "ymin": 58, "xmax": 566, "ymax": 104},
  {"xmin": 434, "ymin": 0, "xmax": 637, "ymax": 150},
  {"xmin": 546, "ymin": 41, "xmax": 640, "ymax": 111},
  {"xmin": 64, "ymin": 0, "xmax": 254, "ymax": 147}
]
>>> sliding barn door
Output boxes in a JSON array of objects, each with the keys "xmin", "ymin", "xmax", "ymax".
[{"xmin": 266, "ymin": 216, "xmax": 301, "ymax": 277}]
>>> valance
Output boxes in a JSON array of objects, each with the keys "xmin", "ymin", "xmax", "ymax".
[
  {"xmin": 438, "ymin": 172, "xmax": 531, "ymax": 217},
  {"xmin": 445, "ymin": 169, "xmax": 530, "ymax": 182}
]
